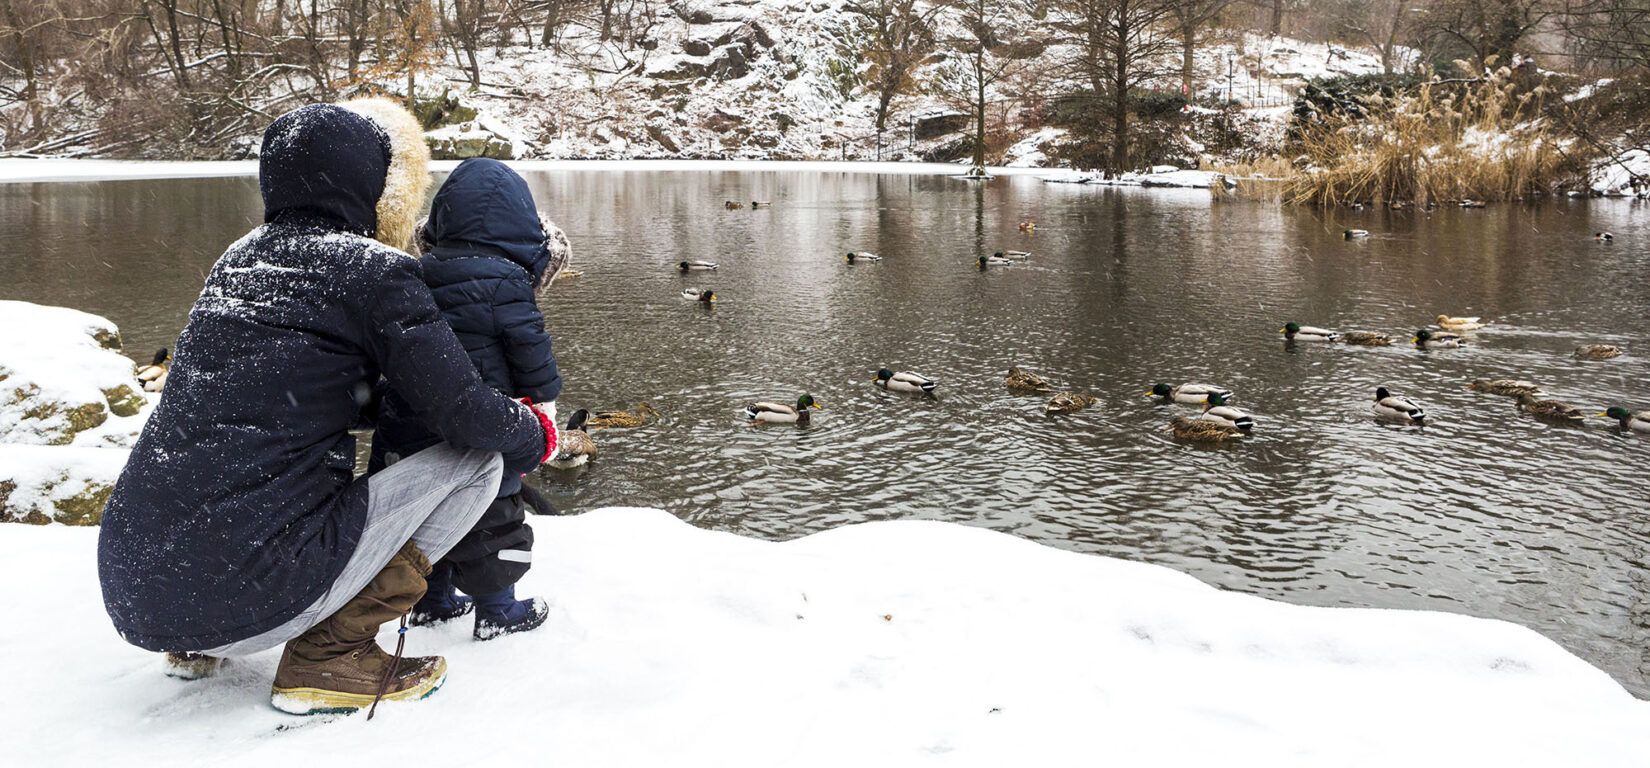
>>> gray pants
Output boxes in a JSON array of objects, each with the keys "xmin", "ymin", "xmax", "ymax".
[{"xmin": 203, "ymin": 444, "xmax": 504, "ymax": 657}]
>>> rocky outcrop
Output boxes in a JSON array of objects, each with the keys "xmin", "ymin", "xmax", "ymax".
[
  {"xmin": 426, "ymin": 121, "xmax": 516, "ymax": 160},
  {"xmin": 0, "ymin": 301, "xmax": 154, "ymax": 526}
]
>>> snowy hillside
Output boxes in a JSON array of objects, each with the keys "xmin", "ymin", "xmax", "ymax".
[{"xmin": 9, "ymin": 508, "xmax": 1647, "ymax": 765}]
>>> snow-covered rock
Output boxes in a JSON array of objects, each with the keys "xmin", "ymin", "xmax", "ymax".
[
  {"xmin": 4, "ymin": 507, "xmax": 1648, "ymax": 764},
  {"xmin": 426, "ymin": 120, "xmax": 516, "ymax": 161},
  {"xmin": 0, "ymin": 301, "xmax": 146, "ymax": 445},
  {"xmin": 0, "ymin": 301, "xmax": 153, "ymax": 526},
  {"xmin": 1591, "ymin": 148, "xmax": 1649, "ymax": 197},
  {"xmin": 0, "ymin": 445, "xmax": 129, "ymax": 525}
]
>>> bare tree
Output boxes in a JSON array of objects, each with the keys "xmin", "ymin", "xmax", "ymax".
[
  {"xmin": 846, "ymin": 0, "xmax": 942, "ymax": 133},
  {"xmin": 1560, "ymin": 0, "xmax": 1650, "ymax": 72},
  {"xmin": 1419, "ymin": 0, "xmax": 1554, "ymax": 72},
  {"xmin": 933, "ymin": 0, "xmax": 1034, "ymax": 175},
  {"xmin": 1169, "ymin": 0, "xmax": 1233, "ymax": 91},
  {"xmin": 1052, "ymin": 0, "xmax": 1178, "ymax": 173},
  {"xmin": 1331, "ymin": 0, "xmax": 1421, "ymax": 75}
]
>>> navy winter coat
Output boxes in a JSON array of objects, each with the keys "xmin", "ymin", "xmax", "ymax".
[
  {"xmin": 97, "ymin": 105, "xmax": 547, "ymax": 653},
  {"xmin": 373, "ymin": 157, "xmax": 560, "ymax": 497}
]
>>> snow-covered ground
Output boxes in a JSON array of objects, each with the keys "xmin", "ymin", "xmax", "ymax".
[{"xmin": 9, "ymin": 508, "xmax": 1645, "ymax": 765}]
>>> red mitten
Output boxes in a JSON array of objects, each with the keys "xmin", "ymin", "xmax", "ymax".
[{"xmin": 519, "ymin": 398, "xmax": 558, "ymax": 465}]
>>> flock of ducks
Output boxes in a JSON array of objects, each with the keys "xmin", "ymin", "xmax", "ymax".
[{"xmin": 1139, "ymin": 314, "xmax": 1645, "ymax": 443}]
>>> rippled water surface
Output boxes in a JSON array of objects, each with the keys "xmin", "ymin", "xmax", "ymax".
[{"xmin": 3, "ymin": 169, "xmax": 1648, "ymax": 695}]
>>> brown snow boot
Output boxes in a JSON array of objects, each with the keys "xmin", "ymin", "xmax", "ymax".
[{"xmin": 270, "ymin": 540, "xmax": 447, "ymax": 717}]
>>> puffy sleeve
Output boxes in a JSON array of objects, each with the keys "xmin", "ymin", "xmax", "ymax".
[
  {"xmin": 492, "ymin": 277, "xmax": 562, "ymax": 403},
  {"xmin": 364, "ymin": 258, "xmax": 545, "ymax": 477}
]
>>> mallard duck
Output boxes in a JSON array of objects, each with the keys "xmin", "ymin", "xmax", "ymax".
[
  {"xmin": 994, "ymin": 250, "xmax": 1031, "ymax": 260},
  {"xmin": 977, "ymin": 254, "xmax": 1013, "ymax": 268},
  {"xmin": 1414, "ymin": 329, "xmax": 1466, "ymax": 349},
  {"xmin": 586, "ymin": 402, "xmax": 658, "ymax": 429},
  {"xmin": 682, "ymin": 288, "xmax": 716, "ymax": 303},
  {"xmin": 1005, "ymin": 366, "xmax": 1053, "ymax": 393},
  {"xmin": 745, "ymin": 394, "xmax": 819, "ymax": 425},
  {"xmin": 1168, "ymin": 415, "xmax": 1240, "ymax": 443},
  {"xmin": 547, "ymin": 409, "xmax": 597, "ymax": 469},
  {"xmin": 1515, "ymin": 393, "xmax": 1586, "ymax": 423},
  {"xmin": 1018, "ymin": 220, "xmax": 1036, "ymax": 232},
  {"xmin": 1147, "ymin": 382, "xmax": 1232, "ymax": 405},
  {"xmin": 1467, "ymin": 379, "xmax": 1540, "ymax": 396},
  {"xmin": 1045, "ymin": 392, "xmax": 1096, "ymax": 414},
  {"xmin": 873, "ymin": 368, "xmax": 937, "ymax": 395},
  {"xmin": 751, "ymin": 201, "xmax": 772, "ymax": 209},
  {"xmin": 1344, "ymin": 229, "xmax": 1369, "ymax": 239},
  {"xmin": 1595, "ymin": 232, "xmax": 1614, "ymax": 242},
  {"xmin": 136, "ymin": 347, "xmax": 170, "ymax": 392},
  {"xmin": 1199, "ymin": 392, "xmax": 1253, "ymax": 431},
  {"xmin": 724, "ymin": 200, "xmax": 744, "ymax": 210},
  {"xmin": 1435, "ymin": 315, "xmax": 1485, "ymax": 331},
  {"xmin": 1459, "ymin": 199, "xmax": 1486, "ymax": 208},
  {"xmin": 1373, "ymin": 386, "xmax": 1425, "ymax": 423},
  {"xmin": 1599, "ymin": 407, "xmax": 1650, "ymax": 432},
  {"xmin": 1576, "ymin": 344, "xmax": 1621, "ymax": 360},
  {"xmin": 845, "ymin": 252, "xmax": 882, "ymax": 263},
  {"xmin": 677, "ymin": 260, "xmax": 718, "ymax": 272},
  {"xmin": 1339, "ymin": 332, "xmax": 1391, "ymax": 346},
  {"xmin": 1280, "ymin": 322, "xmax": 1338, "ymax": 342}
]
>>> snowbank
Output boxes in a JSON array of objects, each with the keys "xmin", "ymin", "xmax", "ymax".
[
  {"xmin": 1039, "ymin": 166, "xmax": 1223, "ymax": 189},
  {"xmin": 9, "ymin": 508, "xmax": 1645, "ymax": 765},
  {"xmin": 0, "ymin": 300, "xmax": 147, "ymax": 445},
  {"xmin": 0, "ymin": 445, "xmax": 129, "ymax": 525},
  {"xmin": 1591, "ymin": 148, "xmax": 1650, "ymax": 197}
]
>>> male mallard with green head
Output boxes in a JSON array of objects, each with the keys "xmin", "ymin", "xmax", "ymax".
[
  {"xmin": 1148, "ymin": 382, "xmax": 1232, "ymax": 404},
  {"xmin": 1373, "ymin": 387, "xmax": 1425, "ymax": 423},
  {"xmin": 1280, "ymin": 322, "xmax": 1337, "ymax": 342},
  {"xmin": 1599, "ymin": 407, "xmax": 1650, "ymax": 432},
  {"xmin": 874, "ymin": 368, "xmax": 938, "ymax": 396},
  {"xmin": 1199, "ymin": 392, "xmax": 1253, "ymax": 431},
  {"xmin": 1414, "ymin": 329, "xmax": 1466, "ymax": 349},
  {"xmin": 744, "ymin": 394, "xmax": 820, "ymax": 425}
]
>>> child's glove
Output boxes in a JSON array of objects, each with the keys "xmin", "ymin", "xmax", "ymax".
[{"xmin": 520, "ymin": 398, "xmax": 559, "ymax": 465}]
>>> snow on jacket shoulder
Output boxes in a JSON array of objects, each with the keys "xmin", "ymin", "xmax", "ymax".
[
  {"xmin": 373, "ymin": 158, "xmax": 561, "ymax": 497},
  {"xmin": 97, "ymin": 104, "xmax": 546, "ymax": 653}
]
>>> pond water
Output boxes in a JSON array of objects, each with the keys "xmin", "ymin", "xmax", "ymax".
[{"xmin": 2, "ymin": 168, "xmax": 1647, "ymax": 696}]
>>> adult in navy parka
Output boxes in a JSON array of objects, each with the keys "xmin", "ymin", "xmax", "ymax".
[{"xmin": 97, "ymin": 98, "xmax": 556, "ymax": 715}]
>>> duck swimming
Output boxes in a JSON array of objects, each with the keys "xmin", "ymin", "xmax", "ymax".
[
  {"xmin": 1373, "ymin": 386, "xmax": 1425, "ymax": 423},
  {"xmin": 1339, "ymin": 332, "xmax": 1392, "ymax": 346},
  {"xmin": 1414, "ymin": 329, "xmax": 1466, "ymax": 349},
  {"xmin": 1436, "ymin": 315, "xmax": 1485, "ymax": 331},
  {"xmin": 1005, "ymin": 366, "xmax": 1053, "ymax": 393},
  {"xmin": 546, "ymin": 409, "xmax": 597, "ymax": 468},
  {"xmin": 995, "ymin": 250, "xmax": 1031, "ymax": 260},
  {"xmin": 1467, "ymin": 379, "xmax": 1539, "ymax": 396},
  {"xmin": 1344, "ymin": 229, "xmax": 1369, "ymax": 239},
  {"xmin": 1575, "ymin": 344, "xmax": 1621, "ymax": 360},
  {"xmin": 677, "ymin": 260, "xmax": 718, "ymax": 272},
  {"xmin": 1599, "ymin": 407, "xmax": 1650, "ymax": 432},
  {"xmin": 1595, "ymin": 232, "xmax": 1613, "ymax": 242},
  {"xmin": 873, "ymin": 368, "xmax": 938, "ymax": 396},
  {"xmin": 744, "ymin": 394, "xmax": 819, "ymax": 425},
  {"xmin": 1198, "ymin": 392, "xmax": 1253, "ymax": 431},
  {"xmin": 1280, "ymin": 322, "xmax": 1338, "ymax": 342},
  {"xmin": 977, "ymin": 254, "xmax": 1013, "ymax": 268},
  {"xmin": 586, "ymin": 403, "xmax": 658, "ymax": 429},
  {"xmin": 1148, "ymin": 383, "xmax": 1232, "ymax": 405},
  {"xmin": 1168, "ymin": 416, "xmax": 1240, "ymax": 443},
  {"xmin": 681, "ymin": 288, "xmax": 716, "ymax": 303},
  {"xmin": 845, "ymin": 252, "xmax": 882, "ymax": 263},
  {"xmin": 136, "ymin": 347, "xmax": 170, "ymax": 393},
  {"xmin": 1515, "ymin": 393, "xmax": 1587, "ymax": 423},
  {"xmin": 1045, "ymin": 392, "xmax": 1096, "ymax": 414}
]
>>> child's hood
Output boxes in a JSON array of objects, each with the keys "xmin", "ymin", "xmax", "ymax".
[{"xmin": 424, "ymin": 158, "xmax": 550, "ymax": 279}]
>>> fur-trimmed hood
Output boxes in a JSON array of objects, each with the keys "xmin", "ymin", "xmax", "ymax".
[{"xmin": 257, "ymin": 98, "xmax": 430, "ymax": 252}]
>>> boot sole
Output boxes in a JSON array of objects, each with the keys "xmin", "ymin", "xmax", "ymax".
[{"xmin": 270, "ymin": 658, "xmax": 448, "ymax": 715}]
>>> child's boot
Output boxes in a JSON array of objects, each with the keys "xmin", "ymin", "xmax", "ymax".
[
  {"xmin": 472, "ymin": 585, "xmax": 549, "ymax": 640},
  {"xmin": 408, "ymin": 562, "xmax": 472, "ymax": 627}
]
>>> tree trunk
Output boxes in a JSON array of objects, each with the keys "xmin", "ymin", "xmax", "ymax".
[
  {"xmin": 1270, "ymin": 0, "xmax": 1282, "ymax": 36},
  {"xmin": 1181, "ymin": 20, "xmax": 1196, "ymax": 92},
  {"xmin": 972, "ymin": 50, "xmax": 986, "ymax": 173},
  {"xmin": 1112, "ymin": 44, "xmax": 1129, "ymax": 173},
  {"xmin": 0, "ymin": 0, "xmax": 40, "ymax": 135}
]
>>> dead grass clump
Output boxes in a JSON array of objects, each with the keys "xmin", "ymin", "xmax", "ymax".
[{"xmin": 1285, "ymin": 65, "xmax": 1578, "ymax": 207}]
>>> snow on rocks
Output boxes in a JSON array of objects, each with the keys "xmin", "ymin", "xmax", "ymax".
[
  {"xmin": 1590, "ymin": 148, "xmax": 1650, "ymax": 197},
  {"xmin": 425, "ymin": 120, "xmax": 517, "ymax": 161},
  {"xmin": 0, "ymin": 301, "xmax": 153, "ymax": 525},
  {"xmin": 5, "ymin": 507, "xmax": 1647, "ymax": 764},
  {"xmin": 0, "ymin": 300, "xmax": 147, "ymax": 445}
]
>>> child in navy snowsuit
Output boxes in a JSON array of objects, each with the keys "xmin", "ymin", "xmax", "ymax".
[{"xmin": 370, "ymin": 157, "xmax": 572, "ymax": 639}]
